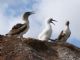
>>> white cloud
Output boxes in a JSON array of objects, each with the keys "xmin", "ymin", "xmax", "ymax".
[
  {"xmin": 0, "ymin": 0, "xmax": 29, "ymax": 35},
  {"xmin": 0, "ymin": 0, "xmax": 80, "ymax": 40},
  {"xmin": 0, "ymin": 3, "xmax": 9, "ymax": 34},
  {"xmin": 34, "ymin": 0, "xmax": 80, "ymax": 39},
  {"xmin": 0, "ymin": 0, "xmax": 41, "ymax": 37}
]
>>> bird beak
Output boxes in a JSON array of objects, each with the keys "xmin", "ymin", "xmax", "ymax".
[
  {"xmin": 52, "ymin": 20, "xmax": 57, "ymax": 22},
  {"xmin": 51, "ymin": 21, "xmax": 55, "ymax": 25},
  {"xmin": 31, "ymin": 11, "xmax": 35, "ymax": 14},
  {"xmin": 51, "ymin": 20, "xmax": 57, "ymax": 25},
  {"xmin": 31, "ymin": 12, "xmax": 35, "ymax": 14}
]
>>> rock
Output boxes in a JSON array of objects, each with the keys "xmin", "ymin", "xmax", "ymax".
[{"xmin": 0, "ymin": 36, "xmax": 80, "ymax": 60}]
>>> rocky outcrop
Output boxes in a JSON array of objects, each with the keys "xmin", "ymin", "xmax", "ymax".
[{"xmin": 0, "ymin": 35, "xmax": 80, "ymax": 60}]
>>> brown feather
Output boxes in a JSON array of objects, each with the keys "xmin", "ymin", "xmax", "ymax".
[
  {"xmin": 58, "ymin": 30, "xmax": 65, "ymax": 40},
  {"xmin": 12, "ymin": 23, "xmax": 23, "ymax": 30},
  {"xmin": 9, "ymin": 24, "xmax": 27, "ymax": 35}
]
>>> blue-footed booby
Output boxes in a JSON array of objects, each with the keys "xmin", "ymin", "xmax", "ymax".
[
  {"xmin": 6, "ymin": 12, "xmax": 34, "ymax": 38},
  {"xmin": 57, "ymin": 21, "xmax": 71, "ymax": 43},
  {"xmin": 38, "ymin": 18, "xmax": 57, "ymax": 41}
]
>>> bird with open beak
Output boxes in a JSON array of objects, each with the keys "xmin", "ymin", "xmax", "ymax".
[
  {"xmin": 48, "ymin": 18, "xmax": 57, "ymax": 25},
  {"xmin": 38, "ymin": 18, "xmax": 57, "ymax": 41}
]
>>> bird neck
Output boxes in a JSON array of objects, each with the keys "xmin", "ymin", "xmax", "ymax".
[
  {"xmin": 64, "ymin": 25, "xmax": 69, "ymax": 31},
  {"xmin": 24, "ymin": 20, "xmax": 29, "ymax": 25},
  {"xmin": 45, "ymin": 22, "xmax": 52, "ymax": 28},
  {"xmin": 66, "ymin": 24, "xmax": 69, "ymax": 28}
]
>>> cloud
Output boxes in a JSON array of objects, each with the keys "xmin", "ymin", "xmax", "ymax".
[
  {"xmin": 0, "ymin": 0, "xmax": 41, "ymax": 37},
  {"xmin": 0, "ymin": 0, "xmax": 80, "ymax": 41},
  {"xmin": 0, "ymin": 0, "xmax": 29, "ymax": 34},
  {"xmin": 34, "ymin": 0, "xmax": 80, "ymax": 39}
]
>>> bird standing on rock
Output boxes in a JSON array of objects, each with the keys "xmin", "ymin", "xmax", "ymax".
[
  {"xmin": 57, "ymin": 21, "xmax": 71, "ymax": 43},
  {"xmin": 38, "ymin": 18, "xmax": 57, "ymax": 41},
  {"xmin": 6, "ymin": 12, "xmax": 34, "ymax": 39}
]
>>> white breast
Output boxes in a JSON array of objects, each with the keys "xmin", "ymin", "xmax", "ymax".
[
  {"xmin": 63, "ymin": 26, "xmax": 71, "ymax": 38},
  {"xmin": 38, "ymin": 25, "xmax": 52, "ymax": 41}
]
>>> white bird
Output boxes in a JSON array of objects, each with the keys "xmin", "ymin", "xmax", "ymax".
[
  {"xmin": 57, "ymin": 21, "xmax": 71, "ymax": 43},
  {"xmin": 38, "ymin": 18, "xmax": 57, "ymax": 41},
  {"xmin": 6, "ymin": 12, "xmax": 34, "ymax": 38}
]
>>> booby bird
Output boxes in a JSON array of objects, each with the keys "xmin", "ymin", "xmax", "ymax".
[
  {"xmin": 6, "ymin": 12, "xmax": 34, "ymax": 38},
  {"xmin": 57, "ymin": 21, "xmax": 71, "ymax": 43},
  {"xmin": 38, "ymin": 18, "xmax": 57, "ymax": 41}
]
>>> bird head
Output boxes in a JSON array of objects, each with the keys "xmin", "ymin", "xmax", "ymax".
[
  {"xmin": 48, "ymin": 18, "xmax": 57, "ymax": 25},
  {"xmin": 66, "ymin": 21, "xmax": 70, "ymax": 26},
  {"xmin": 23, "ymin": 12, "xmax": 34, "ymax": 21}
]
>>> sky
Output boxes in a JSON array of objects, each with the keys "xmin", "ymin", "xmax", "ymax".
[{"xmin": 0, "ymin": 0, "xmax": 80, "ymax": 47}]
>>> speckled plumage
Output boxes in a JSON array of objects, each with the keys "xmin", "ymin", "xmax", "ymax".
[{"xmin": 6, "ymin": 12, "xmax": 33, "ymax": 38}]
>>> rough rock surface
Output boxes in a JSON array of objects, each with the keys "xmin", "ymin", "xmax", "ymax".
[{"xmin": 0, "ymin": 35, "xmax": 80, "ymax": 60}]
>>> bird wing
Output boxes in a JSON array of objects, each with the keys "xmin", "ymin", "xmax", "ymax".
[
  {"xmin": 68, "ymin": 31, "xmax": 71, "ymax": 38},
  {"xmin": 12, "ymin": 23, "xmax": 23, "ymax": 29},
  {"xmin": 58, "ymin": 30, "xmax": 65, "ymax": 40},
  {"xmin": 8, "ymin": 23, "xmax": 27, "ymax": 35}
]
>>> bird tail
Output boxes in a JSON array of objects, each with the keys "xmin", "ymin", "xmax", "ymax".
[
  {"xmin": 5, "ymin": 32, "xmax": 12, "ymax": 37},
  {"xmin": 6, "ymin": 34, "xmax": 10, "ymax": 37}
]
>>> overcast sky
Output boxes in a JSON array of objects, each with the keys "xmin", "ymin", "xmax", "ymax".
[
  {"xmin": 35, "ymin": 0, "xmax": 80, "ymax": 39},
  {"xmin": 0, "ymin": 0, "xmax": 80, "ymax": 47}
]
